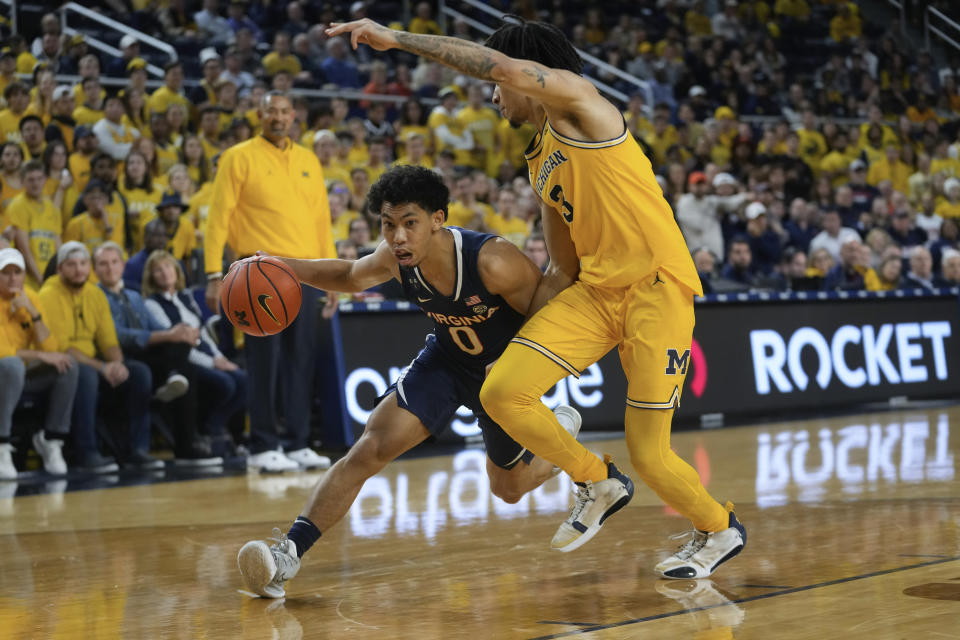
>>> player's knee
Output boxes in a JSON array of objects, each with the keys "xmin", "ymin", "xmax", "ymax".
[
  {"xmin": 488, "ymin": 476, "xmax": 524, "ymax": 504},
  {"xmin": 480, "ymin": 373, "xmax": 533, "ymax": 423},
  {"xmin": 478, "ymin": 377, "xmax": 508, "ymax": 421},
  {"xmin": 345, "ymin": 432, "xmax": 394, "ymax": 474}
]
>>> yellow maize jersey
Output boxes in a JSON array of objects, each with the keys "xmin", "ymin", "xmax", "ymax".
[{"xmin": 525, "ymin": 119, "xmax": 701, "ymax": 294}]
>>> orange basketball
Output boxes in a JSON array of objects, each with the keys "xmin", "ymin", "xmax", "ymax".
[{"xmin": 220, "ymin": 256, "xmax": 302, "ymax": 336}]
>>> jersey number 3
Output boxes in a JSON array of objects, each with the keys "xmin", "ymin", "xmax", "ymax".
[{"xmin": 549, "ymin": 185, "xmax": 574, "ymax": 224}]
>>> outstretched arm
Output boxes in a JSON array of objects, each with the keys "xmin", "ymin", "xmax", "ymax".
[
  {"xmin": 325, "ymin": 19, "xmax": 592, "ymax": 111},
  {"xmin": 273, "ymin": 241, "xmax": 399, "ymax": 293}
]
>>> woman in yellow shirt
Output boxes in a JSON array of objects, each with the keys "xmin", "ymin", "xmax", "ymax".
[
  {"xmin": 865, "ymin": 256, "xmax": 902, "ymax": 291},
  {"xmin": 41, "ymin": 141, "xmax": 76, "ymax": 230},
  {"xmin": 179, "ymin": 134, "xmax": 208, "ymax": 187},
  {"xmin": 133, "ymin": 136, "xmax": 167, "ymax": 188},
  {"xmin": 121, "ymin": 87, "xmax": 147, "ymax": 134},
  {"xmin": 117, "ymin": 150, "xmax": 162, "ymax": 252}
]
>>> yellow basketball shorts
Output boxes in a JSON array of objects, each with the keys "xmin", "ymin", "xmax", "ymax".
[{"xmin": 513, "ymin": 271, "xmax": 695, "ymax": 409}]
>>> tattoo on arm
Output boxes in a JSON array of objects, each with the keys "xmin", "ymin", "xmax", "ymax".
[
  {"xmin": 522, "ymin": 66, "xmax": 548, "ymax": 88},
  {"xmin": 394, "ymin": 32, "xmax": 499, "ymax": 80}
]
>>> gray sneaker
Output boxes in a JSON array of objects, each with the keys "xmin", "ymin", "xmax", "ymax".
[
  {"xmin": 77, "ymin": 451, "xmax": 119, "ymax": 474},
  {"xmin": 238, "ymin": 528, "xmax": 301, "ymax": 598}
]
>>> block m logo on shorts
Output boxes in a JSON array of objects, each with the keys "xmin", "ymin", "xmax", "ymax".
[{"xmin": 665, "ymin": 348, "xmax": 691, "ymax": 375}]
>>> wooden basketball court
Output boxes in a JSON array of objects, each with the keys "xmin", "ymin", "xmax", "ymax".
[{"xmin": 1, "ymin": 404, "xmax": 958, "ymax": 639}]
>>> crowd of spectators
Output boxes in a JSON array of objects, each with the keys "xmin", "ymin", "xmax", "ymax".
[{"xmin": 2, "ymin": 0, "xmax": 960, "ymax": 476}]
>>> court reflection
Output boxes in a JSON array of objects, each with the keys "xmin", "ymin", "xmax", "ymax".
[
  {"xmin": 655, "ymin": 579, "xmax": 744, "ymax": 639},
  {"xmin": 756, "ymin": 412, "xmax": 954, "ymax": 508},
  {"xmin": 349, "ymin": 450, "xmax": 573, "ymax": 540}
]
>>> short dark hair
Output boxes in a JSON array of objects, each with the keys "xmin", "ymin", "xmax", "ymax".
[
  {"xmin": 484, "ymin": 16, "xmax": 583, "ymax": 75},
  {"xmin": 366, "ymin": 165, "xmax": 450, "ymax": 221},
  {"xmin": 18, "ymin": 114, "xmax": 43, "ymax": 131},
  {"xmin": 91, "ymin": 151, "xmax": 116, "ymax": 168},
  {"xmin": 164, "ymin": 60, "xmax": 182, "ymax": 74}
]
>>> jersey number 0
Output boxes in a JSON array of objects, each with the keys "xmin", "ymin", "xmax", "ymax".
[{"xmin": 449, "ymin": 326, "xmax": 483, "ymax": 355}]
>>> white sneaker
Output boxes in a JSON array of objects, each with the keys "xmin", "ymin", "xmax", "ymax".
[
  {"xmin": 0, "ymin": 443, "xmax": 16, "ymax": 480},
  {"xmin": 655, "ymin": 504, "xmax": 747, "ymax": 579},
  {"xmin": 238, "ymin": 528, "xmax": 301, "ymax": 598},
  {"xmin": 550, "ymin": 405, "xmax": 582, "ymax": 477},
  {"xmin": 655, "ymin": 579, "xmax": 745, "ymax": 629},
  {"xmin": 551, "ymin": 455, "xmax": 634, "ymax": 552},
  {"xmin": 32, "ymin": 431, "xmax": 67, "ymax": 475},
  {"xmin": 248, "ymin": 449, "xmax": 300, "ymax": 473},
  {"xmin": 284, "ymin": 447, "xmax": 331, "ymax": 469},
  {"xmin": 154, "ymin": 373, "xmax": 189, "ymax": 403}
]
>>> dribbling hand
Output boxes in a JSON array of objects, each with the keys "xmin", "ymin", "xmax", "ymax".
[{"xmin": 325, "ymin": 19, "xmax": 399, "ymax": 52}]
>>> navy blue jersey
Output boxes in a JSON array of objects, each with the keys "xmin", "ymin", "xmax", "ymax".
[{"xmin": 397, "ymin": 227, "xmax": 525, "ymax": 368}]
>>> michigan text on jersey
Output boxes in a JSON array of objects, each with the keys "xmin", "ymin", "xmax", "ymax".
[{"xmin": 535, "ymin": 150, "xmax": 569, "ymax": 192}]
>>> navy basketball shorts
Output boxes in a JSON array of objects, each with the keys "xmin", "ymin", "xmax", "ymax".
[{"xmin": 379, "ymin": 335, "xmax": 534, "ymax": 470}]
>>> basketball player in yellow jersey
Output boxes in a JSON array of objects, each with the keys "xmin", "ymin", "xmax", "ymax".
[{"xmin": 328, "ymin": 15, "xmax": 746, "ymax": 579}]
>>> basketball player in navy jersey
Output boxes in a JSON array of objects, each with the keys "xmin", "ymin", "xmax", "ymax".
[{"xmin": 237, "ymin": 165, "xmax": 596, "ymax": 598}]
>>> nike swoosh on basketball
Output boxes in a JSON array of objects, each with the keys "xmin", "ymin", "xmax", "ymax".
[{"xmin": 257, "ymin": 294, "xmax": 281, "ymax": 323}]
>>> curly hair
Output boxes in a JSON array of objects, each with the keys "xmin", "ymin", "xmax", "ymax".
[
  {"xmin": 484, "ymin": 15, "xmax": 583, "ymax": 75},
  {"xmin": 366, "ymin": 165, "xmax": 450, "ymax": 221}
]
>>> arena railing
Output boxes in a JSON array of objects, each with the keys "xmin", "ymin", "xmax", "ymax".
[
  {"xmin": 59, "ymin": 2, "xmax": 177, "ymax": 78},
  {"xmin": 437, "ymin": 0, "xmax": 650, "ymax": 107},
  {"xmin": 925, "ymin": 5, "xmax": 960, "ymax": 54}
]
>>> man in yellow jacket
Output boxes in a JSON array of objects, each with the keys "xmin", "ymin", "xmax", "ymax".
[
  {"xmin": 38, "ymin": 241, "xmax": 158, "ymax": 472},
  {"xmin": 204, "ymin": 91, "xmax": 335, "ymax": 473},
  {"xmin": 0, "ymin": 247, "xmax": 78, "ymax": 478}
]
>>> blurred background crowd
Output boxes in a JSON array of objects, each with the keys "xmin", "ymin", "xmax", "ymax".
[{"xmin": 1, "ymin": 1, "xmax": 959, "ymax": 298}]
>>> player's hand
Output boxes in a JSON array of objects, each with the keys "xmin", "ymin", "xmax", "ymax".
[
  {"xmin": 205, "ymin": 278, "xmax": 222, "ymax": 315},
  {"xmin": 326, "ymin": 19, "xmax": 399, "ymax": 52}
]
